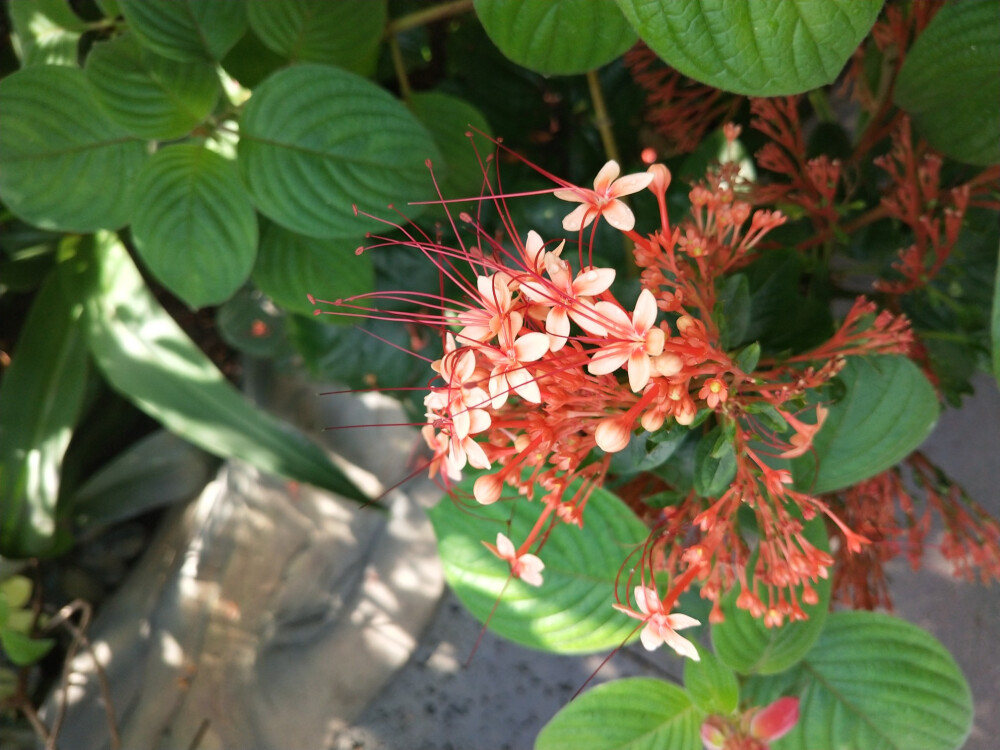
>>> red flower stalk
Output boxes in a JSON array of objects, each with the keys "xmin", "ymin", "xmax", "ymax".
[
  {"xmin": 749, "ymin": 97, "xmax": 842, "ymax": 244},
  {"xmin": 626, "ymin": 44, "xmax": 742, "ymax": 156},
  {"xmin": 874, "ymin": 118, "xmax": 971, "ymax": 294}
]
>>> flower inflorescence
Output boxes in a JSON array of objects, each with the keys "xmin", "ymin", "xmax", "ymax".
[{"xmin": 313, "ymin": 142, "xmax": 913, "ymax": 658}]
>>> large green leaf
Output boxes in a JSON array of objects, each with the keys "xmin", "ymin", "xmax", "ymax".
[
  {"xmin": 0, "ymin": 66, "xmax": 147, "ymax": 232},
  {"xmin": 792, "ymin": 356, "xmax": 938, "ymax": 494},
  {"xmin": 615, "ymin": 0, "xmax": 883, "ymax": 95},
  {"xmin": 71, "ymin": 430, "xmax": 219, "ymax": 532},
  {"xmin": 408, "ymin": 91, "xmax": 494, "ymax": 201},
  {"xmin": 252, "ymin": 223, "xmax": 372, "ymax": 319},
  {"xmin": 117, "ymin": 0, "xmax": 247, "ymax": 61},
  {"xmin": 711, "ymin": 512, "xmax": 831, "ymax": 675},
  {"xmin": 535, "ymin": 678, "xmax": 703, "ymax": 750},
  {"xmin": 894, "ymin": 0, "xmax": 1000, "ymax": 166},
  {"xmin": 238, "ymin": 64, "xmax": 441, "ymax": 239},
  {"xmin": 427, "ymin": 479, "xmax": 649, "ymax": 654},
  {"xmin": 84, "ymin": 33, "xmax": 220, "ymax": 140},
  {"xmin": 0, "ymin": 251, "xmax": 90, "ymax": 558},
  {"xmin": 131, "ymin": 145, "xmax": 258, "ymax": 308},
  {"xmin": 474, "ymin": 0, "xmax": 637, "ymax": 76},
  {"xmin": 246, "ymin": 0, "xmax": 385, "ymax": 75},
  {"xmin": 84, "ymin": 233, "xmax": 366, "ymax": 503},
  {"xmin": 683, "ymin": 648, "xmax": 740, "ymax": 715},
  {"xmin": 744, "ymin": 612, "xmax": 973, "ymax": 750},
  {"xmin": 9, "ymin": 0, "xmax": 83, "ymax": 66}
]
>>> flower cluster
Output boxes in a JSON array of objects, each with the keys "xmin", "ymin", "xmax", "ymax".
[{"xmin": 314, "ymin": 146, "xmax": 913, "ymax": 659}]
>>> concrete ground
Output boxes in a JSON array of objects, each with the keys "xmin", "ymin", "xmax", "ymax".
[{"xmin": 333, "ymin": 375, "xmax": 1000, "ymax": 750}]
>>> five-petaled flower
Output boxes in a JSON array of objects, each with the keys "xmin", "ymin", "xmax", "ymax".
[
  {"xmin": 554, "ymin": 159, "xmax": 654, "ymax": 231},
  {"xmin": 484, "ymin": 533, "xmax": 545, "ymax": 587},
  {"xmin": 613, "ymin": 585, "xmax": 701, "ymax": 658}
]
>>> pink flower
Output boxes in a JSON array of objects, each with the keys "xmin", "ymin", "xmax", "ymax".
[
  {"xmin": 613, "ymin": 585, "xmax": 701, "ymax": 658},
  {"xmin": 520, "ymin": 247, "xmax": 616, "ymax": 351},
  {"xmin": 484, "ymin": 533, "xmax": 545, "ymax": 586},
  {"xmin": 585, "ymin": 288, "xmax": 665, "ymax": 392},
  {"xmin": 480, "ymin": 314, "xmax": 550, "ymax": 408},
  {"xmin": 699, "ymin": 377, "xmax": 728, "ymax": 410},
  {"xmin": 457, "ymin": 271, "xmax": 516, "ymax": 343},
  {"xmin": 554, "ymin": 160, "xmax": 654, "ymax": 232}
]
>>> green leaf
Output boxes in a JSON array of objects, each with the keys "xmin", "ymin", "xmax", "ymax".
[
  {"xmin": 408, "ymin": 91, "xmax": 494, "ymax": 201},
  {"xmin": 741, "ymin": 250, "xmax": 833, "ymax": 354},
  {"xmin": 427, "ymin": 479, "xmax": 649, "ymax": 654},
  {"xmin": 0, "ymin": 255, "xmax": 90, "ymax": 558},
  {"xmin": 711, "ymin": 512, "xmax": 831, "ymax": 675},
  {"xmin": 792, "ymin": 356, "xmax": 938, "ymax": 494},
  {"xmin": 71, "ymin": 430, "xmax": 219, "ymax": 532},
  {"xmin": 693, "ymin": 426, "xmax": 736, "ymax": 498},
  {"xmin": 0, "ymin": 576, "xmax": 34, "ymax": 611},
  {"xmin": 117, "ymin": 0, "xmax": 247, "ymax": 61},
  {"xmin": 615, "ymin": 0, "xmax": 883, "ymax": 95},
  {"xmin": 0, "ymin": 66, "xmax": 147, "ymax": 232},
  {"xmin": 238, "ymin": 64, "xmax": 441, "ymax": 239},
  {"xmin": 684, "ymin": 648, "xmax": 739, "ymax": 715},
  {"xmin": 131, "ymin": 145, "xmax": 258, "ymax": 308},
  {"xmin": 894, "ymin": 0, "xmax": 1000, "ymax": 166},
  {"xmin": 535, "ymin": 678, "xmax": 703, "ymax": 750},
  {"xmin": 84, "ymin": 33, "xmax": 220, "ymax": 140},
  {"xmin": 743, "ymin": 612, "xmax": 973, "ymax": 750},
  {"xmin": 474, "ymin": 0, "xmax": 637, "ymax": 76},
  {"xmin": 246, "ymin": 0, "xmax": 386, "ymax": 76},
  {"xmin": 252, "ymin": 223, "xmax": 372, "ymax": 319},
  {"xmin": 0, "ymin": 629, "xmax": 55, "ymax": 666},
  {"xmin": 715, "ymin": 273, "xmax": 751, "ymax": 349},
  {"xmin": 84, "ymin": 233, "xmax": 367, "ymax": 503},
  {"xmin": 9, "ymin": 0, "xmax": 82, "ymax": 66}
]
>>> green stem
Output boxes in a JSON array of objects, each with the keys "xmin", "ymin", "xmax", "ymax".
[
  {"xmin": 385, "ymin": 0, "xmax": 475, "ymax": 37},
  {"xmin": 389, "ymin": 35, "xmax": 413, "ymax": 103}
]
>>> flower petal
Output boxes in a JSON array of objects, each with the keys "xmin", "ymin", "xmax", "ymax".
[
  {"xmin": 495, "ymin": 532, "xmax": 516, "ymax": 560},
  {"xmin": 634, "ymin": 586, "xmax": 661, "ymax": 615},
  {"xmin": 632, "ymin": 288, "xmax": 658, "ymax": 332},
  {"xmin": 513, "ymin": 331, "xmax": 550, "ymax": 362},
  {"xmin": 516, "ymin": 553, "xmax": 545, "ymax": 587},
  {"xmin": 601, "ymin": 199, "xmax": 637, "ymax": 231},
  {"xmin": 587, "ymin": 345, "xmax": 630, "ymax": 375},
  {"xmin": 608, "ymin": 171, "xmax": 654, "ymax": 198},
  {"xmin": 628, "ymin": 350, "xmax": 651, "ymax": 392},
  {"xmin": 562, "ymin": 203, "xmax": 595, "ymax": 231},
  {"xmin": 572, "ymin": 267, "xmax": 616, "ymax": 297},
  {"xmin": 463, "ymin": 436, "xmax": 491, "ymax": 470},
  {"xmin": 666, "ymin": 613, "xmax": 702, "ymax": 631},
  {"xmin": 553, "ymin": 187, "xmax": 586, "ymax": 203},
  {"xmin": 639, "ymin": 624, "xmax": 665, "ymax": 651},
  {"xmin": 593, "ymin": 160, "xmax": 621, "ymax": 192},
  {"xmin": 662, "ymin": 629, "xmax": 701, "ymax": 661}
]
